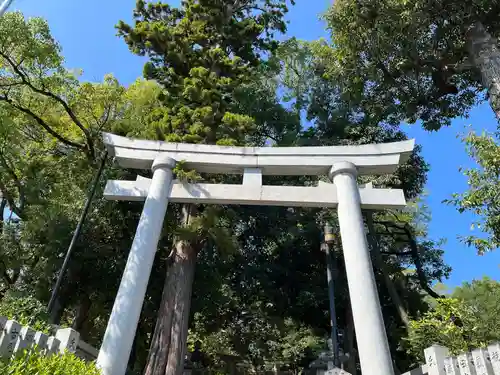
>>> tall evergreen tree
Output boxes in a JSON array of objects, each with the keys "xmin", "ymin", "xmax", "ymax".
[{"xmin": 117, "ymin": 1, "xmax": 293, "ymax": 373}]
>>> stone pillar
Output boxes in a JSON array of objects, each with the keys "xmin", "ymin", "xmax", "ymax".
[
  {"xmin": 329, "ymin": 161, "xmax": 394, "ymax": 375},
  {"xmin": 56, "ymin": 328, "xmax": 80, "ymax": 353},
  {"xmin": 46, "ymin": 336, "xmax": 60, "ymax": 354},
  {"xmin": 424, "ymin": 345, "xmax": 448, "ymax": 375},
  {"xmin": 97, "ymin": 155, "xmax": 176, "ymax": 375},
  {"xmin": 13, "ymin": 326, "xmax": 35, "ymax": 355},
  {"xmin": 488, "ymin": 343, "xmax": 500, "ymax": 374},
  {"xmin": 0, "ymin": 320, "xmax": 21, "ymax": 358}
]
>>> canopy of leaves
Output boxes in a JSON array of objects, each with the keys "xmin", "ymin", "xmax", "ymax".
[
  {"xmin": 116, "ymin": 0, "xmax": 294, "ymax": 146},
  {"xmin": 0, "ymin": 290, "xmax": 52, "ymax": 333},
  {"xmin": 322, "ymin": 0, "xmax": 500, "ymax": 130}
]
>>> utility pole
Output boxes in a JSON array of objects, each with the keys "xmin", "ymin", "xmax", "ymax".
[
  {"xmin": 0, "ymin": 0, "xmax": 14, "ymax": 16},
  {"xmin": 322, "ymin": 222, "xmax": 340, "ymax": 368},
  {"xmin": 47, "ymin": 151, "xmax": 108, "ymax": 315}
]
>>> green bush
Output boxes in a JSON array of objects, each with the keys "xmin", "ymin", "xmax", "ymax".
[
  {"xmin": 0, "ymin": 292, "xmax": 52, "ymax": 333},
  {"xmin": 0, "ymin": 350, "xmax": 101, "ymax": 375}
]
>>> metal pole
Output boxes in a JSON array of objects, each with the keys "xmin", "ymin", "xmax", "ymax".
[
  {"xmin": 0, "ymin": 0, "xmax": 15, "ymax": 16},
  {"xmin": 47, "ymin": 150, "xmax": 108, "ymax": 314},
  {"xmin": 323, "ymin": 223, "xmax": 340, "ymax": 367}
]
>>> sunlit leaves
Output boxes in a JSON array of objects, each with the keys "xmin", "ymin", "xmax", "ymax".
[
  {"xmin": 406, "ymin": 278, "xmax": 500, "ymax": 361},
  {"xmin": 446, "ymin": 130, "xmax": 500, "ymax": 253}
]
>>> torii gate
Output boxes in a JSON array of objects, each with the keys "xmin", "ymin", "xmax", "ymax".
[{"xmin": 96, "ymin": 132, "xmax": 415, "ymax": 375}]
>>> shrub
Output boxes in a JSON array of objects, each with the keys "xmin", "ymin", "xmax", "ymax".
[
  {"xmin": 0, "ymin": 350, "xmax": 101, "ymax": 375},
  {"xmin": 0, "ymin": 291, "xmax": 52, "ymax": 333}
]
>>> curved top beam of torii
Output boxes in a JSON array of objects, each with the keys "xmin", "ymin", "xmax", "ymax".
[{"xmin": 103, "ymin": 133, "xmax": 415, "ymax": 176}]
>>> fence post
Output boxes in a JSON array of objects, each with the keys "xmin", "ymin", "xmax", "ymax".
[
  {"xmin": 0, "ymin": 320, "xmax": 21, "ymax": 359},
  {"xmin": 488, "ymin": 344, "xmax": 500, "ymax": 375},
  {"xmin": 33, "ymin": 331, "xmax": 48, "ymax": 351},
  {"xmin": 55, "ymin": 328, "xmax": 80, "ymax": 353},
  {"xmin": 0, "ymin": 316, "xmax": 6, "ymax": 331},
  {"xmin": 444, "ymin": 357, "xmax": 460, "ymax": 375},
  {"xmin": 425, "ymin": 345, "xmax": 449, "ymax": 375},
  {"xmin": 46, "ymin": 336, "xmax": 61, "ymax": 354},
  {"xmin": 472, "ymin": 348, "xmax": 493, "ymax": 375},
  {"xmin": 457, "ymin": 353, "xmax": 476, "ymax": 375},
  {"xmin": 13, "ymin": 326, "xmax": 35, "ymax": 356}
]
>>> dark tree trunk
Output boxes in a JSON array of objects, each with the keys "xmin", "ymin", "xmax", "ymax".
[
  {"xmin": 49, "ymin": 267, "xmax": 80, "ymax": 325},
  {"xmin": 466, "ymin": 22, "xmax": 500, "ymax": 119},
  {"xmin": 144, "ymin": 205, "xmax": 198, "ymax": 375},
  {"xmin": 0, "ymin": 197, "xmax": 6, "ymax": 233},
  {"xmin": 49, "ymin": 296, "xmax": 65, "ymax": 325},
  {"xmin": 72, "ymin": 294, "xmax": 92, "ymax": 339}
]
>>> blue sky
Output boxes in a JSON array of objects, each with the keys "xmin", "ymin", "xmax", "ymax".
[{"xmin": 11, "ymin": 0, "xmax": 499, "ymax": 287}]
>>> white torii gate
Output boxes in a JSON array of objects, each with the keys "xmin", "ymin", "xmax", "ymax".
[{"xmin": 96, "ymin": 132, "xmax": 415, "ymax": 375}]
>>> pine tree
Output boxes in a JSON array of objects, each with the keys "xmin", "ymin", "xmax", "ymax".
[{"xmin": 117, "ymin": 1, "xmax": 293, "ymax": 373}]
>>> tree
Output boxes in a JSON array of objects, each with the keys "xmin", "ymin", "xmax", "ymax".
[
  {"xmin": 446, "ymin": 130, "xmax": 500, "ymax": 253},
  {"xmin": 0, "ymin": 12, "xmax": 174, "ymax": 353},
  {"xmin": 117, "ymin": 1, "xmax": 294, "ymax": 374},
  {"xmin": 323, "ymin": 0, "xmax": 500, "ymax": 130},
  {"xmin": 406, "ymin": 277, "xmax": 500, "ymax": 362}
]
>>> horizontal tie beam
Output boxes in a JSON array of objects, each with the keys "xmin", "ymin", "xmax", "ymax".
[{"xmin": 103, "ymin": 178, "xmax": 407, "ymax": 209}]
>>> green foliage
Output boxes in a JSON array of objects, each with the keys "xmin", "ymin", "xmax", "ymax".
[
  {"xmin": 117, "ymin": 0, "xmax": 294, "ymax": 146},
  {"xmin": 406, "ymin": 278, "xmax": 500, "ymax": 361},
  {"xmin": 0, "ymin": 11, "xmax": 172, "ymax": 350},
  {"xmin": 172, "ymin": 160, "xmax": 202, "ymax": 182},
  {"xmin": 0, "ymin": 292, "xmax": 52, "ymax": 334},
  {"xmin": 406, "ymin": 299, "xmax": 482, "ymax": 360},
  {"xmin": 0, "ymin": 351, "xmax": 100, "ymax": 375},
  {"xmin": 446, "ymin": 130, "xmax": 500, "ymax": 253},
  {"xmin": 323, "ymin": 0, "xmax": 500, "ymax": 130}
]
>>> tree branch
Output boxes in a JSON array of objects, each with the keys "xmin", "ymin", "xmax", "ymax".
[
  {"xmin": 0, "ymin": 93, "xmax": 86, "ymax": 151},
  {"xmin": 0, "ymin": 197, "xmax": 6, "ymax": 231},
  {"xmin": 379, "ymin": 250, "xmax": 412, "ymax": 256},
  {"xmin": 372, "ymin": 219, "xmax": 444, "ymax": 299},
  {"xmin": 0, "ymin": 260, "xmax": 13, "ymax": 285},
  {"xmin": 0, "ymin": 180, "xmax": 24, "ymax": 219},
  {"xmin": 0, "ymin": 152, "xmax": 25, "ymax": 211},
  {"xmin": 0, "ymin": 51, "xmax": 95, "ymax": 158}
]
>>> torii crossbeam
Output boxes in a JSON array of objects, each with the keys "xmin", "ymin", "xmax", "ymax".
[{"xmin": 97, "ymin": 132, "xmax": 415, "ymax": 375}]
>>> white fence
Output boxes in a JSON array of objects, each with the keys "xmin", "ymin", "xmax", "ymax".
[
  {"xmin": 0, "ymin": 316, "xmax": 98, "ymax": 362},
  {"xmin": 403, "ymin": 343, "xmax": 500, "ymax": 375}
]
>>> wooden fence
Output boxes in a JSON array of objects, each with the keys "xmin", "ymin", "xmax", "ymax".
[
  {"xmin": 0, "ymin": 316, "xmax": 98, "ymax": 362},
  {"xmin": 403, "ymin": 343, "xmax": 500, "ymax": 375}
]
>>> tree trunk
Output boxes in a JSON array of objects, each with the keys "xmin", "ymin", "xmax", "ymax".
[
  {"xmin": 144, "ymin": 205, "xmax": 198, "ymax": 375},
  {"xmin": 72, "ymin": 294, "xmax": 92, "ymax": 339},
  {"xmin": 49, "ymin": 296, "xmax": 65, "ymax": 325},
  {"xmin": 0, "ymin": 197, "xmax": 6, "ymax": 233},
  {"xmin": 466, "ymin": 22, "xmax": 500, "ymax": 119},
  {"xmin": 365, "ymin": 211, "xmax": 410, "ymax": 328},
  {"xmin": 49, "ymin": 267, "xmax": 80, "ymax": 325}
]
